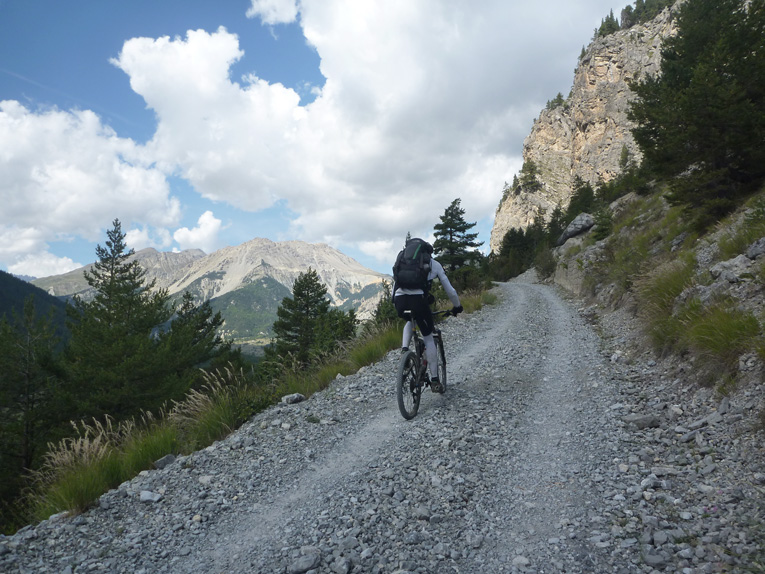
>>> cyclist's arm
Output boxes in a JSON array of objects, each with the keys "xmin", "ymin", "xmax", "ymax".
[{"xmin": 431, "ymin": 259, "xmax": 461, "ymax": 308}]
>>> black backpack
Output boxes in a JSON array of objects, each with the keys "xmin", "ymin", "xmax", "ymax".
[{"xmin": 393, "ymin": 238, "xmax": 432, "ymax": 290}]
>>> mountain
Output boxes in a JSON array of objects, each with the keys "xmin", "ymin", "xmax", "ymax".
[
  {"xmin": 0, "ymin": 269, "xmax": 68, "ymax": 339},
  {"xmin": 31, "ymin": 248, "xmax": 207, "ymax": 300},
  {"xmin": 490, "ymin": 2, "xmax": 679, "ymax": 252},
  {"xmin": 32, "ymin": 239, "xmax": 388, "ymax": 341}
]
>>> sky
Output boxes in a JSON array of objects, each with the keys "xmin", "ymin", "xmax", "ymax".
[{"xmin": 0, "ymin": 0, "xmax": 623, "ymax": 277}]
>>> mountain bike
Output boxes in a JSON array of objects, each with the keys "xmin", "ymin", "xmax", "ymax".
[{"xmin": 396, "ymin": 310, "xmax": 452, "ymax": 420}]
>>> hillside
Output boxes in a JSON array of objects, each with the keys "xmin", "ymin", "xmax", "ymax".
[{"xmin": 0, "ymin": 270, "xmax": 67, "ymax": 338}]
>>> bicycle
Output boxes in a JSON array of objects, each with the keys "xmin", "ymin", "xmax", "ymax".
[{"xmin": 396, "ymin": 309, "xmax": 453, "ymax": 420}]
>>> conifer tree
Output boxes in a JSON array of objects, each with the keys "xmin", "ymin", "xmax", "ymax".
[
  {"xmin": 271, "ymin": 268, "xmax": 331, "ymax": 366},
  {"xmin": 433, "ymin": 198, "xmax": 483, "ymax": 272},
  {"xmin": 159, "ymin": 291, "xmax": 230, "ymax": 380},
  {"xmin": 0, "ymin": 297, "xmax": 62, "ymax": 520},
  {"xmin": 64, "ymin": 219, "xmax": 175, "ymax": 419},
  {"xmin": 629, "ymin": 0, "xmax": 765, "ymax": 229}
]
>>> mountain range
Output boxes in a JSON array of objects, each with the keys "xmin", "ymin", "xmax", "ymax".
[{"xmin": 31, "ymin": 239, "xmax": 389, "ymax": 342}]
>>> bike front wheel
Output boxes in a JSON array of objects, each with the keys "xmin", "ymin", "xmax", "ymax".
[{"xmin": 397, "ymin": 350, "xmax": 421, "ymax": 419}]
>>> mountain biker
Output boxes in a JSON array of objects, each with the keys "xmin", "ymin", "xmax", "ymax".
[{"xmin": 392, "ymin": 238, "xmax": 462, "ymax": 393}]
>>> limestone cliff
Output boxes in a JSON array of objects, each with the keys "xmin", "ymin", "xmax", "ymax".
[{"xmin": 490, "ymin": 4, "xmax": 678, "ymax": 253}]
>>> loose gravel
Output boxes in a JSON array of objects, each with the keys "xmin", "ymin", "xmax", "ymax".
[{"xmin": 2, "ymin": 274, "xmax": 763, "ymax": 573}]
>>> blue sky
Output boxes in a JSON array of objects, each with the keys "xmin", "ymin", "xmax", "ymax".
[{"xmin": 1, "ymin": 0, "xmax": 622, "ymax": 276}]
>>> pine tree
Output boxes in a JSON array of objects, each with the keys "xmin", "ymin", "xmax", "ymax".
[
  {"xmin": 312, "ymin": 307, "xmax": 357, "ymax": 358},
  {"xmin": 564, "ymin": 177, "xmax": 597, "ymax": 223},
  {"xmin": 433, "ymin": 199, "xmax": 484, "ymax": 272},
  {"xmin": 271, "ymin": 268, "xmax": 331, "ymax": 366},
  {"xmin": 0, "ymin": 298, "xmax": 62, "ymax": 490},
  {"xmin": 519, "ymin": 160, "xmax": 540, "ymax": 191},
  {"xmin": 546, "ymin": 205, "xmax": 567, "ymax": 246},
  {"xmin": 597, "ymin": 9, "xmax": 621, "ymax": 37},
  {"xmin": 64, "ymin": 219, "xmax": 175, "ymax": 420},
  {"xmin": 370, "ymin": 280, "xmax": 397, "ymax": 326},
  {"xmin": 158, "ymin": 291, "xmax": 229, "ymax": 382},
  {"xmin": 629, "ymin": 0, "xmax": 765, "ymax": 229}
]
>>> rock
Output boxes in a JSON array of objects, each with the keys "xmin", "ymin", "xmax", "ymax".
[
  {"xmin": 490, "ymin": 7, "xmax": 677, "ymax": 251},
  {"xmin": 282, "ymin": 393, "xmax": 306, "ymax": 404},
  {"xmin": 139, "ymin": 491, "xmax": 162, "ymax": 503},
  {"xmin": 709, "ymin": 254, "xmax": 752, "ymax": 283},
  {"xmin": 745, "ymin": 237, "xmax": 765, "ymax": 260},
  {"xmin": 288, "ymin": 548, "xmax": 321, "ymax": 574},
  {"xmin": 557, "ymin": 213, "xmax": 596, "ymax": 246},
  {"xmin": 154, "ymin": 454, "xmax": 176, "ymax": 470},
  {"xmin": 623, "ymin": 413, "xmax": 661, "ymax": 429}
]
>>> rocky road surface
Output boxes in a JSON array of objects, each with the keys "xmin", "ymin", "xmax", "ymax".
[{"xmin": 2, "ymin": 275, "xmax": 763, "ymax": 573}]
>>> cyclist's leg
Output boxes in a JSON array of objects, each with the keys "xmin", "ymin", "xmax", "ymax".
[
  {"xmin": 409, "ymin": 296, "xmax": 438, "ymax": 380},
  {"xmin": 423, "ymin": 333, "xmax": 437, "ymax": 378},
  {"xmin": 402, "ymin": 320, "xmax": 414, "ymax": 349},
  {"xmin": 394, "ymin": 295, "xmax": 416, "ymax": 350}
]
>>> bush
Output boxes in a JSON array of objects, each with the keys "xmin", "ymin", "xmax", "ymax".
[
  {"xmin": 534, "ymin": 248, "xmax": 557, "ymax": 279},
  {"xmin": 636, "ymin": 257, "xmax": 697, "ymax": 354}
]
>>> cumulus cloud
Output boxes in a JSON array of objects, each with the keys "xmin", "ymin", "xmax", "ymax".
[
  {"xmin": 173, "ymin": 211, "xmax": 223, "ymax": 253},
  {"xmin": 8, "ymin": 252, "xmax": 82, "ymax": 279},
  {"xmin": 0, "ymin": 100, "xmax": 181, "ymax": 270},
  {"xmin": 3, "ymin": 0, "xmax": 617, "ymax": 271},
  {"xmin": 246, "ymin": 0, "xmax": 299, "ymax": 25},
  {"xmin": 125, "ymin": 226, "xmax": 173, "ymax": 252}
]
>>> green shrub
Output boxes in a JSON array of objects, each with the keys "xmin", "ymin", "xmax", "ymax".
[
  {"xmin": 636, "ymin": 257, "xmax": 697, "ymax": 354},
  {"xmin": 534, "ymin": 248, "xmax": 557, "ymax": 279},
  {"xmin": 686, "ymin": 303, "xmax": 761, "ymax": 376},
  {"xmin": 718, "ymin": 197, "xmax": 765, "ymax": 261}
]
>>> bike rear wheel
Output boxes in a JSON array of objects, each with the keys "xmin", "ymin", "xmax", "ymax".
[
  {"xmin": 435, "ymin": 333, "xmax": 447, "ymax": 393},
  {"xmin": 397, "ymin": 350, "xmax": 421, "ymax": 419}
]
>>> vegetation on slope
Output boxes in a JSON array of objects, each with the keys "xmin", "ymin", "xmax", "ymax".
[{"xmin": 494, "ymin": 0, "xmax": 765, "ymax": 412}]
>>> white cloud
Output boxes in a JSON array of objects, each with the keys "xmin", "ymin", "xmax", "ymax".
[
  {"xmin": 125, "ymin": 226, "xmax": 172, "ymax": 252},
  {"xmin": 0, "ymin": 100, "xmax": 181, "ymax": 270},
  {"xmin": 8, "ymin": 252, "xmax": 81, "ymax": 279},
  {"xmin": 173, "ymin": 211, "xmax": 223, "ymax": 253},
  {"xmin": 3, "ymin": 0, "xmax": 620, "ymax": 273},
  {"xmin": 246, "ymin": 0, "xmax": 298, "ymax": 25},
  {"xmin": 108, "ymin": 1, "xmax": 613, "ymax": 264}
]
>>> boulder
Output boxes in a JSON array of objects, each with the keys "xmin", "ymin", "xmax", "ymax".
[{"xmin": 557, "ymin": 213, "xmax": 596, "ymax": 246}]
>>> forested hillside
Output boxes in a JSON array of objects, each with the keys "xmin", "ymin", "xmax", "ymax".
[{"xmin": 0, "ymin": 270, "xmax": 67, "ymax": 336}]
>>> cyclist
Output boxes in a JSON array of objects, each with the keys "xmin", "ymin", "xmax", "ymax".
[{"xmin": 392, "ymin": 238, "xmax": 462, "ymax": 393}]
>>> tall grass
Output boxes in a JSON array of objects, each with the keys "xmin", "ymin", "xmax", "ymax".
[
  {"xmin": 29, "ymin": 416, "xmax": 172, "ymax": 521},
  {"xmin": 169, "ymin": 366, "xmax": 268, "ymax": 450},
  {"xmin": 638, "ymin": 264, "xmax": 761, "ymax": 384},
  {"xmin": 636, "ymin": 256, "xmax": 697, "ymax": 354},
  {"xmin": 718, "ymin": 197, "xmax": 765, "ymax": 261},
  {"xmin": 686, "ymin": 303, "xmax": 761, "ymax": 376},
  {"xmin": 449, "ymin": 289, "xmax": 497, "ymax": 314}
]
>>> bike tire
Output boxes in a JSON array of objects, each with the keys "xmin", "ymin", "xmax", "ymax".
[
  {"xmin": 396, "ymin": 350, "xmax": 421, "ymax": 419},
  {"xmin": 436, "ymin": 333, "xmax": 447, "ymax": 393}
]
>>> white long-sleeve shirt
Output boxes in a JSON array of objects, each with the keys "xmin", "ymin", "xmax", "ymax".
[{"xmin": 394, "ymin": 258, "xmax": 461, "ymax": 308}]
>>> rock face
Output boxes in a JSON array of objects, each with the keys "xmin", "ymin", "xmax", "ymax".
[{"xmin": 490, "ymin": 4, "xmax": 678, "ymax": 253}]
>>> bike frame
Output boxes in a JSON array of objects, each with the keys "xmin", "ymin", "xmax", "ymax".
[{"xmin": 396, "ymin": 309, "xmax": 451, "ymax": 420}]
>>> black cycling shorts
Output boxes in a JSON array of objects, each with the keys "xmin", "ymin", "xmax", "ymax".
[{"xmin": 394, "ymin": 294, "xmax": 434, "ymax": 337}]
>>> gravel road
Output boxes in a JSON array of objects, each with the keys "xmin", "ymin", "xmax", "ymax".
[{"xmin": 2, "ymin": 275, "xmax": 763, "ymax": 573}]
